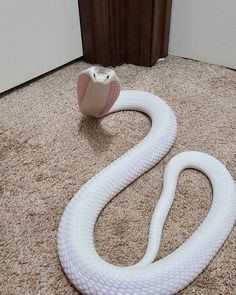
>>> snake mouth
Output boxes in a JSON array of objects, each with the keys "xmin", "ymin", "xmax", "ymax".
[{"xmin": 92, "ymin": 67, "xmax": 116, "ymax": 84}]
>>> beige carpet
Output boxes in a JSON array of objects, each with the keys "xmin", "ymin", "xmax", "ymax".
[{"xmin": 0, "ymin": 56, "xmax": 235, "ymax": 294}]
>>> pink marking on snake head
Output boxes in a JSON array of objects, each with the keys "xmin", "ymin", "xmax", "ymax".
[{"xmin": 76, "ymin": 67, "xmax": 121, "ymax": 118}]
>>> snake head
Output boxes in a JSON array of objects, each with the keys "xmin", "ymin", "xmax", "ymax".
[{"xmin": 77, "ymin": 67, "xmax": 120, "ymax": 118}]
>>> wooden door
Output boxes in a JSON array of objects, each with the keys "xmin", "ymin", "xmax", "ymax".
[{"xmin": 79, "ymin": 0, "xmax": 172, "ymax": 67}]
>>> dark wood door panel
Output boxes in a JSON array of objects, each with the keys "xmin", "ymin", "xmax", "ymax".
[
  {"xmin": 125, "ymin": 0, "xmax": 153, "ymax": 66},
  {"xmin": 79, "ymin": 0, "xmax": 172, "ymax": 66}
]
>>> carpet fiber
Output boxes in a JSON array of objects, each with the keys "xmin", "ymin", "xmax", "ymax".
[{"xmin": 0, "ymin": 56, "xmax": 235, "ymax": 294}]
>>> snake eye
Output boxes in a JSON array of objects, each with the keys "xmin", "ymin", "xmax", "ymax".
[
  {"xmin": 107, "ymin": 75, "xmax": 109, "ymax": 79},
  {"xmin": 94, "ymin": 73, "xmax": 96, "ymax": 78}
]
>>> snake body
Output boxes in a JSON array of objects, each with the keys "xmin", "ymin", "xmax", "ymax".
[{"xmin": 57, "ymin": 90, "xmax": 236, "ymax": 295}]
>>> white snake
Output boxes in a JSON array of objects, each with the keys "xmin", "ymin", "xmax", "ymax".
[{"xmin": 57, "ymin": 73, "xmax": 236, "ymax": 294}]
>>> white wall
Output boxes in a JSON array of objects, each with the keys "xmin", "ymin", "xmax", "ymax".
[
  {"xmin": 0, "ymin": 0, "xmax": 83, "ymax": 93},
  {"xmin": 169, "ymin": 0, "xmax": 236, "ymax": 69}
]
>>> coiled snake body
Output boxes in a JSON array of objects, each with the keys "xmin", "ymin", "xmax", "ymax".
[{"xmin": 57, "ymin": 88, "xmax": 235, "ymax": 294}]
